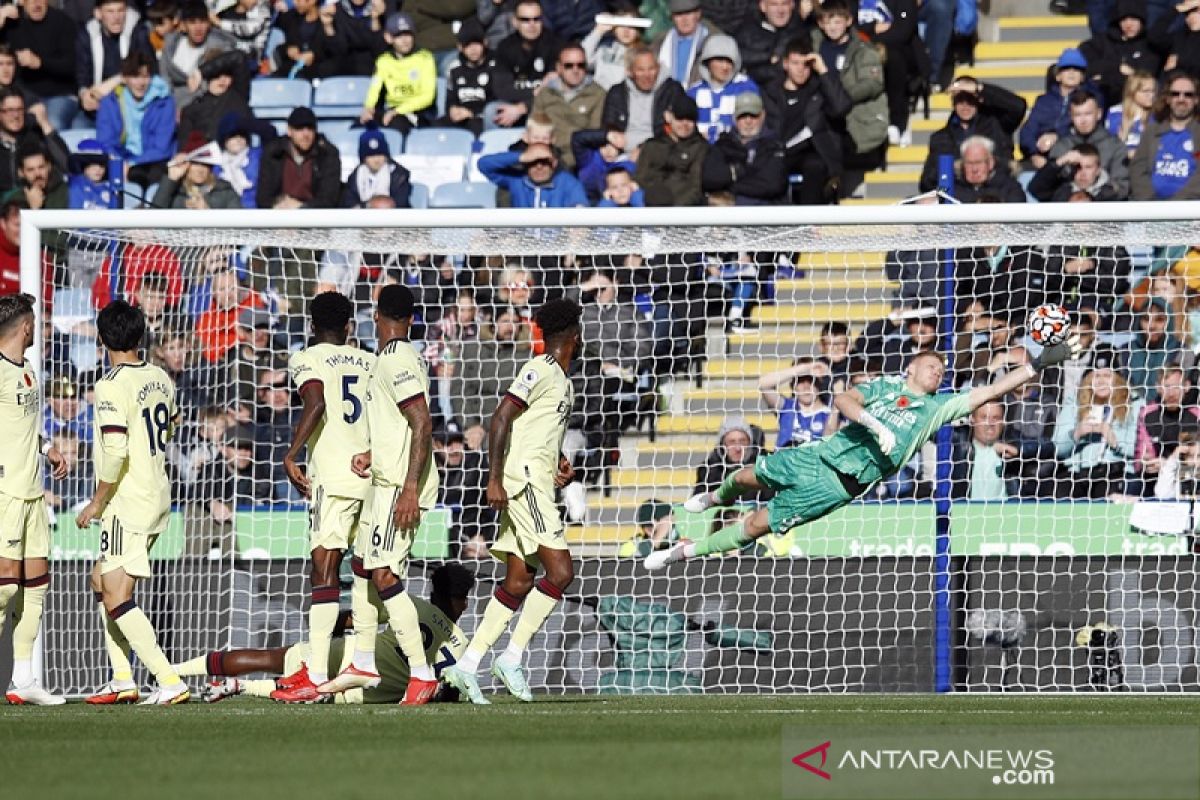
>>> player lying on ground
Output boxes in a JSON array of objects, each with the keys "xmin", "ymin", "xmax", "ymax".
[
  {"xmin": 176, "ymin": 564, "xmax": 473, "ymax": 704},
  {"xmin": 0, "ymin": 293, "xmax": 69, "ymax": 705},
  {"xmin": 646, "ymin": 339, "xmax": 1080, "ymax": 570},
  {"xmin": 442, "ymin": 299, "xmax": 581, "ymax": 705}
]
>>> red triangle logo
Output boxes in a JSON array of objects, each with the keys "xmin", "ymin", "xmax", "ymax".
[{"xmin": 792, "ymin": 741, "xmax": 832, "ymax": 780}]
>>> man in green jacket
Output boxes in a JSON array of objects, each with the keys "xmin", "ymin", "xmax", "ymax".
[{"xmin": 635, "ymin": 92, "xmax": 709, "ymax": 206}]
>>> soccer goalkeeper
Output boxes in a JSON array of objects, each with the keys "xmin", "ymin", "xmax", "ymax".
[{"xmin": 645, "ymin": 340, "xmax": 1079, "ymax": 571}]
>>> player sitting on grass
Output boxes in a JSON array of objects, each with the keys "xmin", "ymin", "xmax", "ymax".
[
  {"xmin": 176, "ymin": 564, "xmax": 473, "ymax": 704},
  {"xmin": 442, "ymin": 299, "xmax": 581, "ymax": 705},
  {"xmin": 78, "ymin": 301, "xmax": 190, "ymax": 705},
  {"xmin": 646, "ymin": 337, "xmax": 1080, "ymax": 570}
]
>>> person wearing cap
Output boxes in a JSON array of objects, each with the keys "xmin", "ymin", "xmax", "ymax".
[
  {"xmin": 811, "ymin": 0, "xmax": 888, "ymax": 172},
  {"xmin": 272, "ymin": 0, "xmax": 340, "ymax": 79},
  {"xmin": 1131, "ymin": 70, "xmax": 1200, "ymax": 201},
  {"xmin": 152, "ymin": 130, "xmax": 242, "ymax": 209},
  {"xmin": 67, "ymin": 138, "xmax": 115, "ymax": 209},
  {"xmin": 700, "ymin": 90, "xmax": 786, "ymax": 204},
  {"xmin": 96, "ymin": 51, "xmax": 177, "ymax": 191},
  {"xmin": 618, "ymin": 500, "xmax": 680, "ymax": 558},
  {"xmin": 582, "ymin": 0, "xmax": 649, "ymax": 90},
  {"xmin": 360, "ymin": 12, "xmax": 437, "ymax": 133},
  {"xmin": 159, "ymin": 0, "xmax": 239, "ymax": 106},
  {"xmin": 693, "ymin": 415, "xmax": 769, "ymax": 503},
  {"xmin": 256, "ymin": 106, "xmax": 341, "ymax": 209},
  {"xmin": 342, "ymin": 127, "xmax": 413, "ymax": 208},
  {"xmin": 600, "ymin": 43, "xmax": 685, "ymax": 151},
  {"xmin": 177, "ymin": 49, "xmax": 253, "ymax": 145},
  {"xmin": 531, "ymin": 42, "xmax": 606, "ymax": 169},
  {"xmin": 918, "ymin": 74, "xmax": 1026, "ymax": 193},
  {"xmin": 635, "ymin": 90, "xmax": 708, "ymax": 206},
  {"xmin": 437, "ymin": 18, "xmax": 497, "ymax": 136},
  {"xmin": 686, "ymin": 33, "xmax": 758, "ymax": 143},
  {"xmin": 213, "ymin": 113, "xmax": 262, "ymax": 209},
  {"xmin": 1019, "ymin": 47, "xmax": 1100, "ymax": 167},
  {"xmin": 477, "ymin": 137, "xmax": 588, "ymax": 207},
  {"xmin": 491, "ymin": 0, "xmax": 565, "ymax": 128},
  {"xmin": 735, "ymin": 0, "xmax": 807, "ymax": 88},
  {"xmin": 652, "ymin": 0, "xmax": 718, "ymax": 87}
]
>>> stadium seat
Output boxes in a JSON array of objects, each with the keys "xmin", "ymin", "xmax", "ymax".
[
  {"xmin": 318, "ymin": 119, "xmax": 353, "ymax": 138},
  {"xmin": 397, "ymin": 153, "xmax": 466, "ymax": 193},
  {"xmin": 404, "ymin": 127, "xmax": 474, "ymax": 159},
  {"xmin": 409, "ymin": 182, "xmax": 429, "ymax": 209},
  {"xmin": 249, "ymin": 78, "xmax": 313, "ymax": 120},
  {"xmin": 271, "ymin": 120, "xmax": 287, "ymax": 136},
  {"xmin": 435, "ymin": 76, "xmax": 447, "ymax": 117},
  {"xmin": 143, "ymin": 182, "xmax": 158, "ymax": 206},
  {"xmin": 430, "ymin": 181, "xmax": 497, "ymax": 208},
  {"xmin": 122, "ymin": 185, "xmax": 145, "ymax": 208},
  {"xmin": 477, "ymin": 127, "xmax": 523, "ymax": 156},
  {"xmin": 59, "ymin": 128, "xmax": 97, "ymax": 152},
  {"xmin": 312, "ymin": 76, "xmax": 371, "ymax": 119}
]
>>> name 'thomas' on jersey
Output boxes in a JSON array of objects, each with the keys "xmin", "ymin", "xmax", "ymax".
[
  {"xmin": 288, "ymin": 343, "xmax": 376, "ymax": 499},
  {"xmin": 93, "ymin": 362, "xmax": 178, "ymax": 533},
  {"xmin": 0, "ymin": 355, "xmax": 41, "ymax": 499},
  {"xmin": 364, "ymin": 338, "xmax": 438, "ymax": 507},
  {"xmin": 503, "ymin": 355, "xmax": 573, "ymax": 494}
]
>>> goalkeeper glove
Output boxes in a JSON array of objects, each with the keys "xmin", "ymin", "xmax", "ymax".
[
  {"xmin": 1030, "ymin": 333, "xmax": 1081, "ymax": 371},
  {"xmin": 859, "ymin": 411, "xmax": 897, "ymax": 455}
]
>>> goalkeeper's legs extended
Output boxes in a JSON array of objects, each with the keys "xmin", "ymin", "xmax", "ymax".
[
  {"xmin": 644, "ymin": 507, "xmax": 772, "ymax": 571},
  {"xmin": 683, "ymin": 466, "xmax": 766, "ymax": 513}
]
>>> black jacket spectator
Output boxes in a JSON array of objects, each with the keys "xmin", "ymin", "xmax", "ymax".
[
  {"xmin": 443, "ymin": 52, "xmax": 497, "ymax": 129},
  {"xmin": 1027, "ymin": 160, "xmax": 1123, "ymax": 202},
  {"xmin": 272, "ymin": 5, "xmax": 341, "ymax": 80},
  {"xmin": 0, "ymin": 109, "xmax": 68, "ymax": 195},
  {"xmin": 1041, "ymin": 244, "xmax": 1130, "ymax": 315},
  {"xmin": 699, "ymin": 0, "xmax": 747, "ymax": 36},
  {"xmin": 256, "ymin": 134, "xmax": 342, "ymax": 209},
  {"xmin": 761, "ymin": 66, "xmax": 852, "ymax": 204},
  {"xmin": 492, "ymin": 26, "xmax": 563, "ymax": 108},
  {"xmin": 735, "ymin": 4, "xmax": 807, "ymax": 87},
  {"xmin": 601, "ymin": 77, "xmax": 685, "ymax": 143},
  {"xmin": 955, "ymin": 245, "xmax": 1047, "ymax": 317},
  {"xmin": 541, "ymin": 0, "xmax": 602, "ymax": 42},
  {"xmin": 1080, "ymin": 0, "xmax": 1160, "ymax": 105},
  {"xmin": 4, "ymin": 3, "xmax": 78, "ymax": 101},
  {"xmin": 953, "ymin": 161, "xmax": 1027, "ymax": 204},
  {"xmin": 693, "ymin": 417, "xmax": 771, "ymax": 503},
  {"xmin": 75, "ymin": 7, "xmax": 154, "ymax": 90},
  {"xmin": 1149, "ymin": 6, "xmax": 1200, "ymax": 81},
  {"xmin": 859, "ymin": 0, "xmax": 926, "ymax": 135},
  {"xmin": 331, "ymin": 0, "xmax": 389, "ymax": 75},
  {"xmin": 701, "ymin": 127, "xmax": 788, "ymax": 204},
  {"xmin": 177, "ymin": 66, "xmax": 254, "ymax": 144},
  {"xmin": 919, "ymin": 81, "xmax": 1026, "ymax": 192}
]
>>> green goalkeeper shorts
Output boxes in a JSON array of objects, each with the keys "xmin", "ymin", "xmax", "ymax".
[{"xmin": 753, "ymin": 445, "xmax": 854, "ymax": 534}]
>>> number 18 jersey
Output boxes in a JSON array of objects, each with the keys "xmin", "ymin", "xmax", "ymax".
[{"xmin": 93, "ymin": 362, "xmax": 178, "ymax": 534}]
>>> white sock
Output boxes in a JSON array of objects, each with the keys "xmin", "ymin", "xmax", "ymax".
[
  {"xmin": 497, "ymin": 642, "xmax": 524, "ymax": 668},
  {"xmin": 411, "ymin": 664, "xmax": 435, "ymax": 682},
  {"xmin": 457, "ymin": 650, "xmax": 481, "ymax": 675},
  {"xmin": 11, "ymin": 658, "xmax": 32, "ymax": 686},
  {"xmin": 353, "ymin": 648, "xmax": 377, "ymax": 674},
  {"xmin": 682, "ymin": 542, "xmax": 698, "ymax": 559}
]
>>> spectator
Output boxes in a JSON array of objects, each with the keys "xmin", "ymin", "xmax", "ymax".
[
  {"xmin": 618, "ymin": 500, "xmax": 681, "ymax": 557},
  {"xmin": 44, "ymin": 373, "xmax": 93, "ymax": 443},
  {"xmin": 919, "ymin": 75, "xmax": 1028, "ymax": 193},
  {"xmin": 736, "ymin": 0, "xmax": 806, "ymax": 88},
  {"xmin": 218, "ymin": 0, "xmax": 273, "ymax": 65},
  {"xmin": 214, "ymin": 113, "xmax": 262, "ymax": 209},
  {"xmin": 652, "ymin": 0, "xmax": 717, "ymax": 87},
  {"xmin": 476, "ymin": 0, "xmax": 517, "ymax": 50},
  {"xmin": 700, "ymin": 91, "xmax": 787, "ymax": 204},
  {"xmin": 67, "ymin": 139, "xmax": 116, "ymax": 209},
  {"xmin": 43, "ymin": 429, "xmax": 91, "ymax": 512},
  {"xmin": 177, "ymin": 50, "xmax": 253, "ymax": 145},
  {"xmin": 154, "ymin": 329, "xmax": 213, "ymax": 417},
  {"xmin": 761, "ymin": 38, "xmax": 850, "ymax": 206},
  {"xmin": 952, "ymin": 136, "xmax": 1027, "ymax": 203},
  {"xmin": 1028, "ymin": 141, "xmax": 1123, "ymax": 202},
  {"xmin": 195, "ymin": 268, "xmax": 264, "ymax": 363},
  {"xmin": 1149, "ymin": 0, "xmax": 1200, "ymax": 78},
  {"xmin": 171, "ymin": 404, "xmax": 229, "ymax": 486},
  {"xmin": 342, "ymin": 128, "xmax": 412, "ymax": 208},
  {"xmin": 457, "ymin": 306, "xmax": 532, "ymax": 428},
  {"xmin": 273, "ymin": 0, "xmax": 340, "ymax": 79},
  {"xmin": 1042, "ymin": 308, "xmax": 1118, "ymax": 404},
  {"xmin": 0, "ymin": 45, "xmax": 43, "ymax": 117},
  {"xmin": 582, "ymin": 1, "xmax": 648, "ymax": 90},
  {"xmin": 572, "ymin": 127, "xmax": 637, "ymax": 202},
  {"xmin": 152, "ymin": 131, "xmax": 242, "ymax": 210},
  {"xmin": 195, "ymin": 431, "xmax": 269, "ymax": 540},
  {"xmin": 146, "ymin": 1, "xmax": 179, "ymax": 60},
  {"xmin": 407, "ymin": 0, "xmax": 476, "ymax": 54},
  {"xmin": 256, "ymin": 107, "xmax": 341, "ymax": 209},
  {"xmin": 636, "ymin": 92, "xmax": 708, "ymax": 206},
  {"xmin": 132, "ymin": 271, "xmax": 181, "ymax": 351},
  {"xmin": 759, "ymin": 358, "xmax": 831, "ymax": 448},
  {"xmin": 438, "ymin": 19, "xmax": 495, "ymax": 136},
  {"xmin": 1131, "ymin": 71, "xmax": 1200, "ymax": 201},
  {"xmin": 601, "ymin": 43, "xmax": 685, "ymax": 151},
  {"xmin": 4, "ymin": 0, "xmax": 79, "ymax": 132},
  {"xmin": 75, "ymin": 0, "xmax": 154, "ymax": 121},
  {"xmin": 477, "ymin": 141, "xmax": 589, "ymax": 207},
  {"xmin": 96, "ymin": 51, "xmax": 177, "ymax": 192},
  {"xmin": 883, "ymin": 199, "xmax": 940, "ymax": 307},
  {"xmin": 879, "ymin": 313, "xmax": 937, "ymax": 374},
  {"xmin": 491, "ymin": 0, "xmax": 564, "ymax": 128},
  {"xmin": 858, "ymin": 0, "xmax": 924, "ymax": 146},
  {"xmin": 1041, "ymin": 90, "xmax": 1130, "ymax": 198},
  {"xmin": 541, "ymin": 0, "xmax": 602, "ymax": 42},
  {"xmin": 0, "ymin": 199, "xmax": 16, "ymax": 294},
  {"xmin": 92, "ymin": 242, "xmax": 186, "ymax": 311},
  {"xmin": 1107, "ymin": 70, "xmax": 1156, "ymax": 158},
  {"xmin": 0, "ymin": 86, "xmax": 68, "ymax": 196},
  {"xmin": 1052, "ymin": 366, "xmax": 1142, "ymax": 499},
  {"xmin": 596, "ymin": 165, "xmax": 643, "ymax": 207},
  {"xmin": 532, "ymin": 42, "xmax": 606, "ymax": 169},
  {"xmin": 329, "ymin": 0, "xmax": 388, "ymax": 76},
  {"xmin": 1081, "ymin": 0, "xmax": 1159, "ymax": 106},
  {"xmin": 817, "ymin": 321, "xmax": 853, "ymax": 391},
  {"xmin": 693, "ymin": 415, "xmax": 770, "ymax": 501},
  {"xmin": 812, "ymin": 0, "xmax": 888, "ymax": 174},
  {"xmin": 687, "ymin": 33, "xmax": 758, "ymax": 143},
  {"xmin": 1136, "ymin": 366, "xmax": 1198, "ymax": 487},
  {"xmin": 436, "ymin": 426, "xmax": 495, "ymax": 559},
  {"xmin": 6, "ymin": 144, "xmax": 67, "ymax": 209},
  {"xmin": 1042, "ymin": 234, "xmax": 1131, "ymax": 318},
  {"xmin": 919, "ymin": 0, "xmax": 953, "ymax": 90},
  {"xmin": 254, "ymin": 367, "xmax": 299, "ymax": 503},
  {"xmin": 1123, "ymin": 299, "xmax": 1185, "ymax": 403},
  {"xmin": 1152, "ymin": 423, "xmax": 1200, "ymax": 500},
  {"xmin": 1020, "ymin": 48, "xmax": 1096, "ymax": 167},
  {"xmin": 160, "ymin": 1, "xmax": 238, "ymax": 107},
  {"xmin": 360, "ymin": 12, "xmax": 437, "ymax": 133},
  {"xmin": 949, "ymin": 400, "xmax": 1023, "ymax": 500}
]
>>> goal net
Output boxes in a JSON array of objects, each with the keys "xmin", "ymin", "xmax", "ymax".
[{"xmin": 20, "ymin": 204, "xmax": 1200, "ymax": 695}]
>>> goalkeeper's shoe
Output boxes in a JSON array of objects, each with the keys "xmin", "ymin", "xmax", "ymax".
[
  {"xmin": 317, "ymin": 664, "xmax": 381, "ymax": 694},
  {"xmin": 400, "ymin": 677, "xmax": 440, "ymax": 706},
  {"xmin": 202, "ymin": 678, "xmax": 242, "ymax": 703},
  {"xmin": 139, "ymin": 682, "xmax": 190, "ymax": 706},
  {"xmin": 271, "ymin": 664, "xmax": 323, "ymax": 703},
  {"xmin": 491, "ymin": 659, "xmax": 533, "ymax": 702},
  {"xmin": 643, "ymin": 539, "xmax": 691, "ymax": 572},
  {"xmin": 86, "ymin": 679, "xmax": 139, "ymax": 705},
  {"xmin": 441, "ymin": 665, "xmax": 490, "ymax": 705},
  {"xmin": 5, "ymin": 680, "xmax": 66, "ymax": 706},
  {"xmin": 682, "ymin": 491, "xmax": 718, "ymax": 514}
]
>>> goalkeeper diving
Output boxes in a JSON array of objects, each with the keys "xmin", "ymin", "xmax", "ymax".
[{"xmin": 645, "ymin": 336, "xmax": 1080, "ymax": 570}]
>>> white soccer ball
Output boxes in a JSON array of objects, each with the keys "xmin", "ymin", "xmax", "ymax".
[{"xmin": 1028, "ymin": 303, "xmax": 1072, "ymax": 347}]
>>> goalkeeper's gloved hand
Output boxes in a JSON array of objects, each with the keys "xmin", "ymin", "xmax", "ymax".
[
  {"xmin": 1031, "ymin": 333, "xmax": 1082, "ymax": 371},
  {"xmin": 859, "ymin": 411, "xmax": 897, "ymax": 455}
]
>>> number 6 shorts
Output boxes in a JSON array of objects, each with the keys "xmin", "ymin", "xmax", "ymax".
[{"xmin": 98, "ymin": 515, "xmax": 160, "ymax": 578}]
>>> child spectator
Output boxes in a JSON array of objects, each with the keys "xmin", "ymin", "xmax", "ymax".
[
  {"xmin": 160, "ymin": 0, "xmax": 239, "ymax": 107},
  {"xmin": 359, "ymin": 12, "xmax": 438, "ymax": 134},
  {"xmin": 67, "ymin": 139, "xmax": 115, "ymax": 209},
  {"xmin": 218, "ymin": 0, "xmax": 273, "ymax": 65},
  {"xmin": 687, "ymin": 33, "xmax": 758, "ymax": 143},
  {"xmin": 214, "ymin": 113, "xmax": 261, "ymax": 209},
  {"xmin": 438, "ymin": 19, "xmax": 495, "ymax": 137},
  {"xmin": 596, "ymin": 165, "xmax": 643, "ymax": 207},
  {"xmin": 572, "ymin": 127, "xmax": 637, "ymax": 202},
  {"xmin": 1020, "ymin": 47, "xmax": 1097, "ymax": 168},
  {"xmin": 758, "ymin": 358, "xmax": 832, "ymax": 448},
  {"xmin": 582, "ymin": 1, "xmax": 649, "ymax": 90},
  {"xmin": 341, "ymin": 128, "xmax": 413, "ymax": 208},
  {"xmin": 96, "ymin": 51, "xmax": 177, "ymax": 191}
]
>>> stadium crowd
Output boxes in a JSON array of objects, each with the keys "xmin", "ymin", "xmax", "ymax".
[{"xmin": 8, "ymin": 0, "xmax": 1200, "ymax": 555}]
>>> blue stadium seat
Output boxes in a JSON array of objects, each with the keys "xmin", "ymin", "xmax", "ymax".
[
  {"xmin": 476, "ymin": 127, "xmax": 523, "ymax": 156},
  {"xmin": 430, "ymin": 181, "xmax": 497, "ymax": 208},
  {"xmin": 435, "ymin": 75, "xmax": 447, "ymax": 117},
  {"xmin": 404, "ymin": 127, "xmax": 474, "ymax": 158},
  {"xmin": 313, "ymin": 76, "xmax": 371, "ymax": 119},
  {"xmin": 250, "ymin": 78, "xmax": 313, "ymax": 120},
  {"xmin": 143, "ymin": 182, "xmax": 158, "ymax": 206},
  {"xmin": 318, "ymin": 119, "xmax": 353, "ymax": 138},
  {"xmin": 409, "ymin": 182, "xmax": 429, "ymax": 209},
  {"xmin": 59, "ymin": 128, "xmax": 97, "ymax": 152},
  {"xmin": 122, "ymin": 185, "xmax": 145, "ymax": 208},
  {"xmin": 329, "ymin": 128, "xmax": 361, "ymax": 160}
]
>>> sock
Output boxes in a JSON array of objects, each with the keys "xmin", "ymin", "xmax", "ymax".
[
  {"xmin": 109, "ymin": 600, "xmax": 180, "ymax": 687},
  {"xmin": 507, "ymin": 579, "xmax": 563, "ymax": 660},
  {"xmin": 459, "ymin": 586, "xmax": 523, "ymax": 674},
  {"xmin": 714, "ymin": 473, "xmax": 744, "ymax": 504},
  {"xmin": 692, "ymin": 524, "xmax": 755, "ymax": 557},
  {"xmin": 243, "ymin": 679, "xmax": 276, "ymax": 698},
  {"xmin": 379, "ymin": 582, "xmax": 432, "ymax": 681},
  {"xmin": 173, "ymin": 655, "xmax": 212, "ymax": 677},
  {"xmin": 11, "ymin": 574, "xmax": 49, "ymax": 685},
  {"xmin": 350, "ymin": 568, "xmax": 379, "ymax": 672},
  {"xmin": 497, "ymin": 642, "xmax": 525, "ymax": 669},
  {"xmin": 0, "ymin": 578, "xmax": 18, "ymax": 641},
  {"xmin": 97, "ymin": 594, "xmax": 133, "ymax": 684},
  {"xmin": 307, "ymin": 585, "xmax": 340, "ymax": 685}
]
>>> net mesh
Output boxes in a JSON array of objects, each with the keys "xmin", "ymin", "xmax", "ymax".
[{"xmin": 29, "ymin": 215, "xmax": 1200, "ymax": 695}]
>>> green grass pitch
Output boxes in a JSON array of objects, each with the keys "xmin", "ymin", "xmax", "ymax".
[{"xmin": 2, "ymin": 695, "xmax": 1199, "ymax": 800}]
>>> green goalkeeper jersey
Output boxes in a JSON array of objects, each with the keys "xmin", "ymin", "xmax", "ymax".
[{"xmin": 816, "ymin": 376, "xmax": 973, "ymax": 486}]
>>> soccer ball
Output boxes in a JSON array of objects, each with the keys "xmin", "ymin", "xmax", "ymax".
[{"xmin": 1028, "ymin": 304, "xmax": 1071, "ymax": 347}]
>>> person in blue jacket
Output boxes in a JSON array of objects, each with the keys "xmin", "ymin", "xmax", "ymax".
[
  {"xmin": 1019, "ymin": 47, "xmax": 1104, "ymax": 168},
  {"xmin": 96, "ymin": 51, "xmax": 177, "ymax": 191},
  {"xmin": 571, "ymin": 127, "xmax": 637, "ymax": 203},
  {"xmin": 477, "ymin": 142, "xmax": 588, "ymax": 207},
  {"xmin": 67, "ymin": 138, "xmax": 116, "ymax": 209},
  {"xmin": 596, "ymin": 165, "xmax": 644, "ymax": 207}
]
